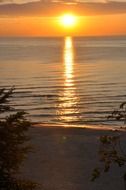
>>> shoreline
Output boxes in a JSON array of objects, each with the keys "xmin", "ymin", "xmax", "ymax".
[{"xmin": 32, "ymin": 122, "xmax": 126, "ymax": 132}]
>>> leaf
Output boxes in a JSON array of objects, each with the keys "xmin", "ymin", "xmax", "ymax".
[
  {"xmin": 120, "ymin": 102, "xmax": 126, "ymax": 109},
  {"xmin": 91, "ymin": 168, "xmax": 101, "ymax": 181}
]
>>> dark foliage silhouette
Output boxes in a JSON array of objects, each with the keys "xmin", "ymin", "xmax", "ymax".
[
  {"xmin": 92, "ymin": 102, "xmax": 126, "ymax": 188},
  {"xmin": 0, "ymin": 88, "xmax": 37, "ymax": 190}
]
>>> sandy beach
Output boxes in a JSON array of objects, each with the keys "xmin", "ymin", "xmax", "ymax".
[{"xmin": 21, "ymin": 125, "xmax": 126, "ymax": 190}]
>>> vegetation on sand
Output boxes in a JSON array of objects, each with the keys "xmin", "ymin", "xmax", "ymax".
[
  {"xmin": 0, "ymin": 88, "xmax": 37, "ymax": 190},
  {"xmin": 92, "ymin": 102, "xmax": 126, "ymax": 188}
]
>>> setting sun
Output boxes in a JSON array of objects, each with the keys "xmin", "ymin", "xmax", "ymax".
[{"xmin": 59, "ymin": 14, "xmax": 77, "ymax": 28}]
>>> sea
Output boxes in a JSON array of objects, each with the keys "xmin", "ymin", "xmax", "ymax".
[{"xmin": 0, "ymin": 36, "xmax": 126, "ymax": 129}]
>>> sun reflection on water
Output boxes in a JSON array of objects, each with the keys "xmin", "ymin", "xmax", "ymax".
[
  {"xmin": 57, "ymin": 36, "xmax": 80, "ymax": 124},
  {"xmin": 64, "ymin": 36, "xmax": 74, "ymax": 86}
]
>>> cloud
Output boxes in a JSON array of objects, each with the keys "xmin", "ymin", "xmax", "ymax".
[
  {"xmin": 0, "ymin": 0, "xmax": 126, "ymax": 17},
  {"xmin": 0, "ymin": 0, "xmax": 39, "ymax": 4},
  {"xmin": 0, "ymin": 0, "xmax": 126, "ymax": 4}
]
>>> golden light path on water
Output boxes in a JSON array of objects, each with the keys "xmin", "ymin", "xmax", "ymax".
[
  {"xmin": 57, "ymin": 36, "xmax": 80, "ymax": 124},
  {"xmin": 64, "ymin": 36, "xmax": 74, "ymax": 86}
]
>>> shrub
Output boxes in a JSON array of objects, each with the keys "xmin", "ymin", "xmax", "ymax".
[
  {"xmin": 0, "ymin": 88, "xmax": 37, "ymax": 190},
  {"xmin": 91, "ymin": 102, "xmax": 126, "ymax": 185}
]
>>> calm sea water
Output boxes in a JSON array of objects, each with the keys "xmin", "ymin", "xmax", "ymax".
[{"xmin": 0, "ymin": 36, "xmax": 126, "ymax": 128}]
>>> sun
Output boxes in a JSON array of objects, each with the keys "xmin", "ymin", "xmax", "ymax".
[{"xmin": 60, "ymin": 14, "xmax": 77, "ymax": 27}]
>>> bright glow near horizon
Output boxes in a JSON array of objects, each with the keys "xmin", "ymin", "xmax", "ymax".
[
  {"xmin": 0, "ymin": 13, "xmax": 126, "ymax": 36},
  {"xmin": 59, "ymin": 14, "xmax": 77, "ymax": 28}
]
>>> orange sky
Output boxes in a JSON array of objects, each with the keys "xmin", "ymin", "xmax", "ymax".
[
  {"xmin": 0, "ymin": 14, "xmax": 126, "ymax": 36},
  {"xmin": 0, "ymin": 1, "xmax": 126, "ymax": 36}
]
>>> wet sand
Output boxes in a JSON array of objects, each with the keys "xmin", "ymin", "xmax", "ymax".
[{"xmin": 21, "ymin": 126, "xmax": 126, "ymax": 190}]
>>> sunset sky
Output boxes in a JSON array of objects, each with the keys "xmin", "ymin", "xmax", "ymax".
[{"xmin": 0, "ymin": 0, "xmax": 126, "ymax": 36}]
